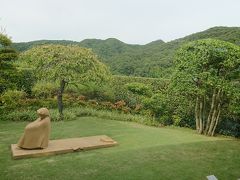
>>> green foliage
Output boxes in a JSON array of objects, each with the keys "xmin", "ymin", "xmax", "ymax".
[
  {"xmin": 217, "ymin": 118, "xmax": 240, "ymax": 137},
  {"xmin": 0, "ymin": 33, "xmax": 17, "ymax": 62},
  {"xmin": 143, "ymin": 93, "xmax": 169, "ymax": 118},
  {"xmin": 172, "ymin": 38, "xmax": 240, "ymax": 135},
  {"xmin": 1, "ymin": 27, "xmax": 239, "ymax": 137},
  {"xmin": 0, "ymin": 48, "xmax": 18, "ymax": 61},
  {"xmin": 32, "ymin": 81, "xmax": 58, "ymax": 98},
  {"xmin": 46, "ymin": 108, "xmax": 78, "ymax": 121},
  {"xmin": 182, "ymin": 26, "xmax": 240, "ymax": 45},
  {"xmin": 12, "ymin": 40, "xmax": 79, "ymax": 52},
  {"xmin": 126, "ymin": 82, "xmax": 152, "ymax": 96},
  {"xmin": 0, "ymin": 110, "xmax": 37, "ymax": 121},
  {"xmin": 15, "ymin": 68, "xmax": 36, "ymax": 95},
  {"xmin": 77, "ymin": 83, "xmax": 115, "ymax": 101},
  {"xmin": 112, "ymin": 75, "xmax": 169, "ymax": 100},
  {"xmin": 0, "ymin": 105, "xmax": 157, "ymax": 125},
  {"xmin": 0, "ymin": 108, "xmax": 78, "ymax": 122},
  {"xmin": 0, "ymin": 33, "xmax": 12, "ymax": 46},
  {"xmin": 158, "ymin": 115, "xmax": 173, "ymax": 126},
  {"xmin": 0, "ymin": 65, "xmax": 35, "ymax": 94},
  {"xmin": 0, "ymin": 63, "xmax": 18, "ymax": 92},
  {"xmin": 0, "ymin": 33, "xmax": 19, "ymax": 94},
  {"xmin": 19, "ymin": 44, "xmax": 111, "ymax": 84},
  {"xmin": 19, "ymin": 44, "xmax": 111, "ymax": 118},
  {"xmin": 0, "ymin": 90, "xmax": 26, "ymax": 109},
  {"xmin": 111, "ymin": 75, "xmax": 169, "ymax": 113},
  {"xmin": 172, "ymin": 38, "xmax": 240, "ymax": 97},
  {"xmin": 74, "ymin": 107, "xmax": 158, "ymax": 126},
  {"xmin": 172, "ymin": 115, "xmax": 182, "ymax": 126}
]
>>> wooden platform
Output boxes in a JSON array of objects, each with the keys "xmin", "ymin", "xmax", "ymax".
[{"xmin": 11, "ymin": 135, "xmax": 117, "ymax": 159}]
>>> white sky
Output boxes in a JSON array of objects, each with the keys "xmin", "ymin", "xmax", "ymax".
[{"xmin": 0, "ymin": 0, "xmax": 240, "ymax": 44}]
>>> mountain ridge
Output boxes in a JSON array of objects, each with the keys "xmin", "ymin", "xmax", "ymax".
[{"xmin": 13, "ymin": 26, "xmax": 240, "ymax": 77}]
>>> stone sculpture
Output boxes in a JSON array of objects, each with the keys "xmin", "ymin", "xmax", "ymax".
[{"xmin": 18, "ymin": 108, "xmax": 51, "ymax": 149}]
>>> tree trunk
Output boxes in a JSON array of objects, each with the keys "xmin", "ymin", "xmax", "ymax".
[
  {"xmin": 195, "ymin": 96, "xmax": 200, "ymax": 132},
  {"xmin": 207, "ymin": 105, "xmax": 218, "ymax": 136},
  {"xmin": 199, "ymin": 99, "xmax": 203, "ymax": 134},
  {"xmin": 207, "ymin": 89, "xmax": 222, "ymax": 136},
  {"xmin": 204, "ymin": 89, "xmax": 216, "ymax": 135},
  {"xmin": 194, "ymin": 88, "xmax": 222, "ymax": 136},
  {"xmin": 202, "ymin": 95, "xmax": 206, "ymax": 131},
  {"xmin": 57, "ymin": 79, "xmax": 66, "ymax": 120},
  {"xmin": 211, "ymin": 105, "xmax": 221, "ymax": 136}
]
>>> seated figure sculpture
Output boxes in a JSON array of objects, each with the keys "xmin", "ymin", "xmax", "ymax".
[{"xmin": 18, "ymin": 108, "xmax": 51, "ymax": 149}]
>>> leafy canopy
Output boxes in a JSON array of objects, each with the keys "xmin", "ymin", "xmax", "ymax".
[
  {"xmin": 19, "ymin": 44, "xmax": 111, "ymax": 85},
  {"xmin": 172, "ymin": 38, "xmax": 240, "ymax": 96}
]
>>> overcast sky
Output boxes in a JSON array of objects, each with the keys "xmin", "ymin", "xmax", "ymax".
[{"xmin": 0, "ymin": 0, "xmax": 239, "ymax": 44}]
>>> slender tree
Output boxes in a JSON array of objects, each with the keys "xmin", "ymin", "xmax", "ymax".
[
  {"xmin": 171, "ymin": 39, "xmax": 240, "ymax": 136},
  {"xmin": 20, "ymin": 44, "xmax": 111, "ymax": 119}
]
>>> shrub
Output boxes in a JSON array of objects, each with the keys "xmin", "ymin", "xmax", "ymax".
[
  {"xmin": 0, "ymin": 110, "xmax": 37, "ymax": 121},
  {"xmin": 49, "ymin": 108, "xmax": 78, "ymax": 121},
  {"xmin": 36, "ymin": 98, "xmax": 58, "ymax": 109},
  {"xmin": 0, "ymin": 64, "xmax": 19, "ymax": 93},
  {"xmin": 142, "ymin": 93, "xmax": 169, "ymax": 118},
  {"xmin": 75, "ymin": 107, "xmax": 159, "ymax": 126},
  {"xmin": 0, "ymin": 65, "xmax": 35, "ymax": 95},
  {"xmin": 217, "ymin": 118, "xmax": 240, "ymax": 138},
  {"xmin": 126, "ymin": 82, "xmax": 152, "ymax": 96},
  {"xmin": 32, "ymin": 81, "xmax": 58, "ymax": 98},
  {"xmin": 112, "ymin": 75, "xmax": 169, "ymax": 108},
  {"xmin": 0, "ymin": 108, "xmax": 78, "ymax": 122},
  {"xmin": 0, "ymin": 90, "xmax": 26, "ymax": 109},
  {"xmin": 78, "ymin": 83, "xmax": 115, "ymax": 101},
  {"xmin": 15, "ymin": 68, "xmax": 36, "ymax": 95},
  {"xmin": 113, "ymin": 75, "xmax": 169, "ymax": 92},
  {"xmin": 158, "ymin": 115, "xmax": 173, "ymax": 126},
  {"xmin": 65, "ymin": 84, "xmax": 80, "ymax": 94},
  {"xmin": 172, "ymin": 115, "xmax": 182, "ymax": 126}
]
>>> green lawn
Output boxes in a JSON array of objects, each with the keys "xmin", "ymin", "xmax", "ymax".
[{"xmin": 0, "ymin": 117, "xmax": 239, "ymax": 180}]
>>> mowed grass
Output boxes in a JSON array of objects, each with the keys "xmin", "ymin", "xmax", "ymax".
[{"xmin": 0, "ymin": 117, "xmax": 239, "ymax": 180}]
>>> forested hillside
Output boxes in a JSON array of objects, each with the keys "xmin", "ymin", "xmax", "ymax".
[{"xmin": 13, "ymin": 26, "xmax": 240, "ymax": 78}]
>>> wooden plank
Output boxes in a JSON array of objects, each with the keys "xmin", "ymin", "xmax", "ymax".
[{"xmin": 11, "ymin": 135, "xmax": 117, "ymax": 159}]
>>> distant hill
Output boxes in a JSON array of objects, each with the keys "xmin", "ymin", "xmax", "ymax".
[
  {"xmin": 13, "ymin": 40, "xmax": 79, "ymax": 52},
  {"xmin": 80, "ymin": 38, "xmax": 142, "ymax": 60},
  {"xmin": 13, "ymin": 26, "xmax": 240, "ymax": 78}
]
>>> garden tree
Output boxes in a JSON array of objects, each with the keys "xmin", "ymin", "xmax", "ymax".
[
  {"xmin": 0, "ymin": 33, "xmax": 18, "ymax": 93},
  {"xmin": 20, "ymin": 44, "xmax": 111, "ymax": 119},
  {"xmin": 171, "ymin": 39, "xmax": 240, "ymax": 136}
]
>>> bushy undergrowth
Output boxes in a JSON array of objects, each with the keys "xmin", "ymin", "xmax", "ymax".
[
  {"xmin": 0, "ymin": 108, "xmax": 77, "ymax": 122},
  {"xmin": 75, "ymin": 107, "xmax": 159, "ymax": 126},
  {"xmin": 0, "ymin": 110, "xmax": 37, "ymax": 121},
  {"xmin": 0, "ymin": 107, "xmax": 159, "ymax": 127},
  {"xmin": 32, "ymin": 81, "xmax": 58, "ymax": 98},
  {"xmin": 0, "ymin": 90, "xmax": 26, "ymax": 109}
]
